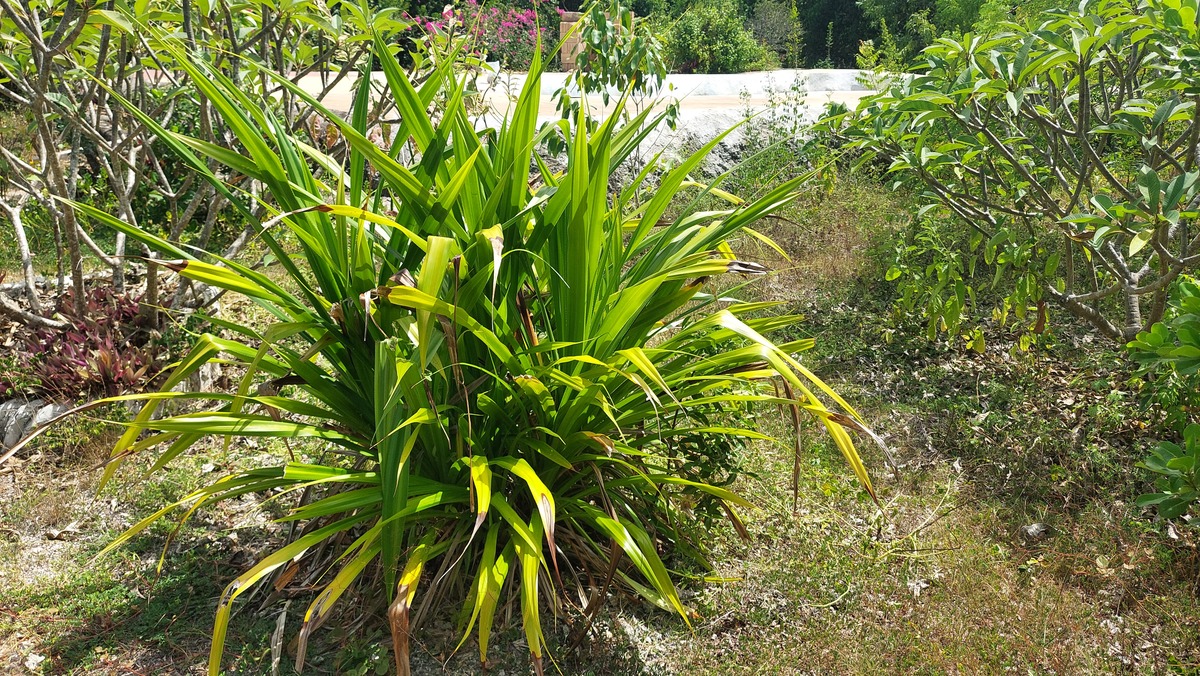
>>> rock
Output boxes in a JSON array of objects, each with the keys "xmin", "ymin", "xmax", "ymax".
[
  {"xmin": 28, "ymin": 402, "xmax": 69, "ymax": 431},
  {"xmin": 0, "ymin": 399, "xmax": 23, "ymax": 436},
  {"xmin": 3, "ymin": 399, "xmax": 43, "ymax": 449},
  {"xmin": 0, "ymin": 399, "xmax": 72, "ymax": 451},
  {"xmin": 188, "ymin": 361, "xmax": 218, "ymax": 393}
]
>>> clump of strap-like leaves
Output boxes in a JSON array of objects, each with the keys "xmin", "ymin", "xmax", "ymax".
[{"xmin": 59, "ymin": 30, "xmax": 875, "ymax": 676}]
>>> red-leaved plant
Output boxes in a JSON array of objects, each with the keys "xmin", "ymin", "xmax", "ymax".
[{"xmin": 1, "ymin": 286, "xmax": 164, "ymax": 400}]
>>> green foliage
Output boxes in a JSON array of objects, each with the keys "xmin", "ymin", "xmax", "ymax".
[
  {"xmin": 932, "ymin": 0, "xmax": 988, "ymax": 32},
  {"xmin": 854, "ymin": 18, "xmax": 911, "ymax": 89},
  {"xmin": 558, "ymin": 0, "xmax": 674, "ymax": 113},
  {"xmin": 1138, "ymin": 424, "xmax": 1200, "ymax": 520},
  {"xmin": 1128, "ymin": 277, "xmax": 1200, "ymax": 487},
  {"xmin": 58, "ymin": 24, "xmax": 877, "ymax": 676},
  {"xmin": 971, "ymin": 0, "xmax": 1070, "ymax": 32},
  {"xmin": 631, "ymin": 0, "xmax": 671, "ymax": 16},
  {"xmin": 857, "ymin": 0, "xmax": 990, "ymax": 57},
  {"xmin": 884, "ymin": 215, "xmax": 980, "ymax": 346},
  {"xmin": 793, "ymin": 0, "xmax": 874, "ymax": 67},
  {"xmin": 748, "ymin": 0, "xmax": 804, "ymax": 68},
  {"xmin": 829, "ymin": 0, "xmax": 1200, "ymax": 344},
  {"xmin": 551, "ymin": 0, "xmax": 677, "ymax": 162},
  {"xmin": 1130, "ymin": 277, "xmax": 1200, "ymax": 376},
  {"xmin": 665, "ymin": 0, "xmax": 769, "ymax": 73},
  {"xmin": 857, "ymin": 0, "xmax": 937, "ymax": 57},
  {"xmin": 732, "ymin": 75, "xmax": 813, "ymax": 197}
]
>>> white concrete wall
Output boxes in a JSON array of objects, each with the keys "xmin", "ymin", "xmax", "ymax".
[{"xmin": 482, "ymin": 69, "xmax": 870, "ymax": 99}]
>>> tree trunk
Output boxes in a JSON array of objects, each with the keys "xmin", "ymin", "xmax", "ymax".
[
  {"xmin": 113, "ymin": 231, "xmax": 126, "ymax": 292},
  {"xmin": 29, "ymin": 47, "xmax": 86, "ymax": 315},
  {"xmin": 38, "ymin": 121, "xmax": 86, "ymax": 316},
  {"xmin": 1, "ymin": 199, "xmax": 43, "ymax": 314},
  {"xmin": 1122, "ymin": 286, "xmax": 1142, "ymax": 341}
]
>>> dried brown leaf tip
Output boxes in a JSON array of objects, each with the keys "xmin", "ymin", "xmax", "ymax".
[
  {"xmin": 390, "ymin": 269, "xmax": 416, "ymax": 288},
  {"xmin": 727, "ymin": 260, "xmax": 769, "ymax": 275}
]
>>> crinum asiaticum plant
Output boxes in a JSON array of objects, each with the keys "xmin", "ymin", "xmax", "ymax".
[{"xmin": 66, "ymin": 28, "xmax": 878, "ymax": 676}]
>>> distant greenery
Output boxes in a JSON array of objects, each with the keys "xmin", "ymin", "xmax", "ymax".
[
  {"xmin": 749, "ymin": 0, "xmax": 804, "ymax": 68},
  {"xmin": 665, "ymin": 0, "xmax": 771, "ymax": 72},
  {"xmin": 383, "ymin": 0, "xmax": 1058, "ymax": 72}
]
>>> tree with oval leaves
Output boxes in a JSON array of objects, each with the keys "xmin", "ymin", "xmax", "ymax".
[{"xmin": 832, "ymin": 0, "xmax": 1200, "ymax": 343}]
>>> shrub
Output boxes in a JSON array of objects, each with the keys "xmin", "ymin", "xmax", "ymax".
[
  {"xmin": 1129, "ymin": 276, "xmax": 1200, "ymax": 521},
  {"xmin": 554, "ymin": 0, "xmax": 677, "ymax": 132},
  {"xmin": 1138, "ymin": 424, "xmax": 1200, "ymax": 521},
  {"xmin": 1130, "ymin": 277, "xmax": 1200, "ymax": 376},
  {"xmin": 406, "ymin": 0, "xmax": 551, "ymax": 71},
  {"xmin": 1129, "ymin": 276, "xmax": 1200, "ymax": 430},
  {"xmin": 62, "ymin": 30, "xmax": 876, "ymax": 676},
  {"xmin": 665, "ymin": 0, "xmax": 769, "ymax": 73},
  {"xmin": 572, "ymin": 0, "xmax": 670, "ymax": 99},
  {"xmin": 731, "ymin": 74, "xmax": 812, "ymax": 197}
]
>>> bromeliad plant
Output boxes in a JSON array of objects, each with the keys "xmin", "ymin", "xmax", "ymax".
[
  {"xmin": 0, "ymin": 286, "xmax": 162, "ymax": 400},
  {"xmin": 61, "ymin": 28, "xmax": 877, "ymax": 676}
]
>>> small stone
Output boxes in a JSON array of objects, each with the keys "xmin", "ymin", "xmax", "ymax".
[{"xmin": 1021, "ymin": 523, "xmax": 1050, "ymax": 539}]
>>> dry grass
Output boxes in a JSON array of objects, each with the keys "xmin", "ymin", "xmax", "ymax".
[{"xmin": 731, "ymin": 177, "xmax": 907, "ymax": 302}]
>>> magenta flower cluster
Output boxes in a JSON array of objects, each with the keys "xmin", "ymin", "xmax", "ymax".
[{"xmin": 405, "ymin": 0, "xmax": 551, "ymax": 70}]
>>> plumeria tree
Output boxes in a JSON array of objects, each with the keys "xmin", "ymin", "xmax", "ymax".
[
  {"xmin": 0, "ymin": 0, "xmax": 407, "ymax": 327},
  {"xmin": 832, "ymin": 0, "xmax": 1200, "ymax": 344}
]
